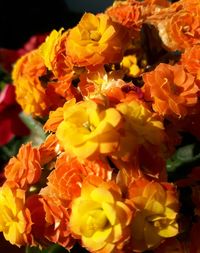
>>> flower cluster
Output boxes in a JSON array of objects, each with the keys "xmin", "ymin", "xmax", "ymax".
[{"xmin": 1, "ymin": 0, "xmax": 200, "ymax": 252}]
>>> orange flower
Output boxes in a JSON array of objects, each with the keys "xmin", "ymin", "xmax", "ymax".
[
  {"xmin": 26, "ymin": 194, "xmax": 73, "ymax": 249},
  {"xmin": 4, "ymin": 142, "xmax": 41, "ymax": 190},
  {"xmin": 44, "ymin": 153, "xmax": 112, "ymax": 202},
  {"xmin": 143, "ymin": 0, "xmax": 170, "ymax": 7},
  {"xmin": 43, "ymin": 106, "xmax": 64, "ymax": 132},
  {"xmin": 66, "ymin": 13, "xmax": 129, "ymax": 67},
  {"xmin": 12, "ymin": 49, "xmax": 49, "ymax": 117},
  {"xmin": 147, "ymin": 0, "xmax": 200, "ymax": 51},
  {"xmin": 39, "ymin": 29, "xmax": 79, "ymax": 100},
  {"xmin": 106, "ymin": 0, "xmax": 143, "ymax": 37},
  {"xmin": 167, "ymin": 6, "xmax": 200, "ymax": 50},
  {"xmin": 142, "ymin": 63, "xmax": 199, "ymax": 117},
  {"xmin": 128, "ymin": 177, "xmax": 179, "ymax": 252},
  {"xmin": 69, "ymin": 176, "xmax": 133, "ymax": 253},
  {"xmin": 181, "ymin": 45, "xmax": 200, "ymax": 77},
  {"xmin": 0, "ymin": 183, "xmax": 33, "ymax": 246}
]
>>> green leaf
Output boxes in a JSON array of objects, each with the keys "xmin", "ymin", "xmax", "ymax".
[
  {"xmin": 19, "ymin": 112, "xmax": 47, "ymax": 146},
  {"xmin": 167, "ymin": 142, "xmax": 200, "ymax": 182}
]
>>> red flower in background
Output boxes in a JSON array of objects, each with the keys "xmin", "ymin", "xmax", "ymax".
[{"xmin": 0, "ymin": 84, "xmax": 30, "ymax": 146}]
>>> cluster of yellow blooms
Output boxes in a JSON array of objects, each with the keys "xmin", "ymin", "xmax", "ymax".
[{"xmin": 1, "ymin": 0, "xmax": 200, "ymax": 252}]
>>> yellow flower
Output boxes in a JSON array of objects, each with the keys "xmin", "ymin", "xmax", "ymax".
[
  {"xmin": 128, "ymin": 177, "xmax": 179, "ymax": 251},
  {"xmin": 116, "ymin": 100, "xmax": 164, "ymax": 146},
  {"xmin": 39, "ymin": 28, "xmax": 64, "ymax": 72},
  {"xmin": 121, "ymin": 55, "xmax": 141, "ymax": 77},
  {"xmin": 56, "ymin": 99, "xmax": 122, "ymax": 159},
  {"xmin": 0, "ymin": 184, "xmax": 32, "ymax": 246},
  {"xmin": 66, "ymin": 13, "xmax": 129, "ymax": 67},
  {"xmin": 113, "ymin": 100, "xmax": 165, "ymax": 162},
  {"xmin": 69, "ymin": 176, "xmax": 132, "ymax": 253}
]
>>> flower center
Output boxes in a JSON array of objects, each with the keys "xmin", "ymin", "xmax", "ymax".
[
  {"xmin": 81, "ymin": 209, "xmax": 108, "ymax": 237},
  {"xmin": 90, "ymin": 31, "xmax": 101, "ymax": 41}
]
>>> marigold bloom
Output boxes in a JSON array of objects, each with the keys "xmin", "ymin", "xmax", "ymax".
[
  {"xmin": 142, "ymin": 63, "xmax": 200, "ymax": 117},
  {"xmin": 26, "ymin": 194, "xmax": 73, "ymax": 249},
  {"xmin": 0, "ymin": 184, "xmax": 33, "ymax": 246},
  {"xmin": 66, "ymin": 13, "xmax": 129, "ymax": 67},
  {"xmin": 69, "ymin": 176, "xmax": 133, "ymax": 253},
  {"xmin": 56, "ymin": 99, "xmax": 122, "ymax": 159},
  {"xmin": 12, "ymin": 49, "xmax": 50, "ymax": 117},
  {"xmin": 4, "ymin": 142, "xmax": 41, "ymax": 189},
  {"xmin": 128, "ymin": 177, "xmax": 179, "ymax": 251},
  {"xmin": 44, "ymin": 153, "xmax": 112, "ymax": 202}
]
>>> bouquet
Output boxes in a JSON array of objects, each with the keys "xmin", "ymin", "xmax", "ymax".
[{"xmin": 0, "ymin": 0, "xmax": 200, "ymax": 252}]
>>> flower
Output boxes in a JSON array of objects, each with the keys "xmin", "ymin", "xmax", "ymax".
[
  {"xmin": 142, "ymin": 63, "xmax": 199, "ymax": 117},
  {"xmin": 69, "ymin": 176, "xmax": 133, "ymax": 253},
  {"xmin": 116, "ymin": 100, "xmax": 164, "ymax": 146},
  {"xmin": 66, "ymin": 13, "xmax": 129, "ymax": 67},
  {"xmin": 146, "ymin": 0, "xmax": 200, "ymax": 51},
  {"xmin": 181, "ymin": 45, "xmax": 200, "ymax": 77},
  {"xmin": 4, "ymin": 142, "xmax": 41, "ymax": 189},
  {"xmin": 39, "ymin": 29, "xmax": 73, "ymax": 80},
  {"xmin": 1, "ymin": 0, "xmax": 200, "ymax": 252},
  {"xmin": 106, "ymin": 0, "xmax": 143, "ymax": 37},
  {"xmin": 12, "ymin": 49, "xmax": 50, "ymax": 117},
  {"xmin": 56, "ymin": 99, "xmax": 122, "ymax": 159},
  {"xmin": 0, "ymin": 183, "xmax": 33, "ymax": 246},
  {"xmin": 165, "ymin": 2, "xmax": 200, "ymax": 51},
  {"xmin": 44, "ymin": 153, "xmax": 112, "ymax": 202},
  {"xmin": 0, "ymin": 84, "xmax": 30, "ymax": 146},
  {"xmin": 113, "ymin": 99, "xmax": 165, "ymax": 163},
  {"xmin": 128, "ymin": 177, "xmax": 179, "ymax": 251},
  {"xmin": 26, "ymin": 194, "xmax": 73, "ymax": 249}
]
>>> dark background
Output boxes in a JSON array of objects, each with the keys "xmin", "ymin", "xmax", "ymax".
[
  {"xmin": 0, "ymin": 0, "xmax": 114, "ymax": 49},
  {"xmin": 0, "ymin": 0, "xmax": 82, "ymax": 49}
]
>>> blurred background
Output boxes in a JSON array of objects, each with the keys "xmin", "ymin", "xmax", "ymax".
[{"xmin": 0, "ymin": 0, "xmax": 114, "ymax": 49}]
